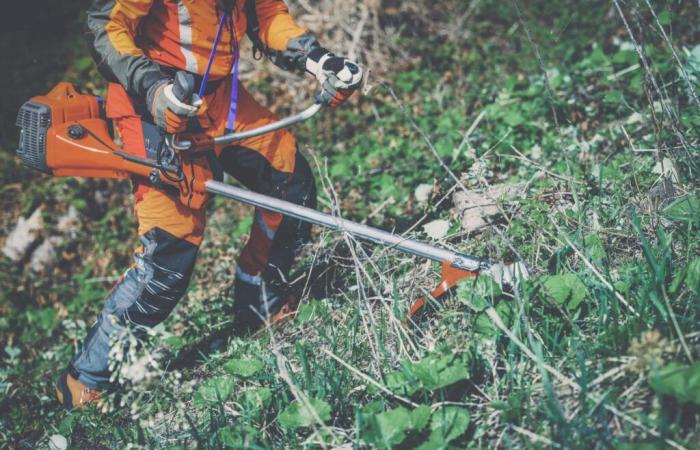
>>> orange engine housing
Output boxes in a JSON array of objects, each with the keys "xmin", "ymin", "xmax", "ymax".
[
  {"xmin": 16, "ymin": 82, "xmax": 210, "ymax": 208},
  {"xmin": 15, "ymin": 82, "xmax": 151, "ymax": 180}
]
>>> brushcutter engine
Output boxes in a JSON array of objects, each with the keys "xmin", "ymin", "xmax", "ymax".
[
  {"xmin": 13, "ymin": 80, "xmax": 211, "ymax": 207},
  {"xmin": 14, "ymin": 82, "xmax": 141, "ymax": 181},
  {"xmin": 16, "ymin": 83, "xmax": 107, "ymax": 176}
]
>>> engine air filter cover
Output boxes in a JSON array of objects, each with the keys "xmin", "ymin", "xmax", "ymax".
[{"xmin": 16, "ymin": 100, "xmax": 52, "ymax": 174}]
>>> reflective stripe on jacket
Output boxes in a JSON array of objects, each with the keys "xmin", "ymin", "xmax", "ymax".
[{"xmin": 86, "ymin": 0, "xmax": 306, "ymax": 98}]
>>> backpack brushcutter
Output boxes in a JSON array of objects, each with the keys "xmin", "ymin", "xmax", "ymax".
[{"xmin": 15, "ymin": 73, "xmax": 493, "ymax": 320}]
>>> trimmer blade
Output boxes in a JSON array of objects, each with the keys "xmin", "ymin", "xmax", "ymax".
[{"xmin": 406, "ymin": 261, "xmax": 479, "ymax": 321}]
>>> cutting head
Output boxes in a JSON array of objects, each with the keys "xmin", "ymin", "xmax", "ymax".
[{"xmin": 405, "ymin": 260, "xmax": 529, "ymax": 322}]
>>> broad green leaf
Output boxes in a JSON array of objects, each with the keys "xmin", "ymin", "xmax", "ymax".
[
  {"xmin": 457, "ymin": 277, "xmax": 502, "ymax": 312},
  {"xmin": 164, "ymin": 336, "xmax": 185, "ymax": 350},
  {"xmin": 503, "ymin": 110, "xmax": 525, "ymax": 127},
  {"xmin": 686, "ymin": 257, "xmax": 700, "ymax": 296},
  {"xmin": 474, "ymin": 312, "xmax": 495, "ymax": 337},
  {"xmin": 474, "ymin": 302, "xmax": 514, "ymax": 338},
  {"xmin": 656, "ymin": 10, "xmax": 671, "ymax": 26},
  {"xmin": 616, "ymin": 443, "xmax": 665, "ymax": 450},
  {"xmin": 542, "ymin": 273, "xmax": 587, "ymax": 310},
  {"xmin": 372, "ymin": 407, "xmax": 412, "ymax": 448},
  {"xmin": 663, "ymin": 196, "xmax": 700, "ymax": 224},
  {"xmin": 224, "ymin": 358, "xmax": 264, "ymax": 378},
  {"xmin": 361, "ymin": 399, "xmax": 386, "ymax": 415},
  {"xmin": 584, "ymin": 235, "xmax": 607, "ymax": 262},
  {"xmin": 649, "ymin": 362, "xmax": 700, "ymax": 405},
  {"xmin": 415, "ymin": 433, "xmax": 461, "ymax": 450},
  {"xmin": 612, "ymin": 50, "xmax": 637, "ymax": 65},
  {"xmin": 384, "ymin": 371, "xmax": 420, "ymax": 396},
  {"xmin": 74, "ymin": 56, "xmax": 94, "ymax": 73},
  {"xmin": 277, "ymin": 398, "xmax": 331, "ymax": 429},
  {"xmin": 429, "ymin": 407, "xmax": 470, "ymax": 442},
  {"xmin": 296, "ymin": 299, "xmax": 327, "ymax": 324},
  {"xmin": 589, "ymin": 45, "xmax": 609, "ymax": 65},
  {"xmin": 410, "ymin": 405, "xmax": 432, "ymax": 430},
  {"xmin": 195, "ymin": 377, "xmax": 234, "ymax": 405},
  {"xmin": 240, "ymin": 387, "xmax": 272, "ymax": 418},
  {"xmin": 364, "ymin": 405, "xmax": 432, "ymax": 448},
  {"xmin": 402, "ymin": 352, "xmax": 470, "ymax": 391},
  {"xmin": 219, "ymin": 424, "xmax": 259, "ymax": 449}
]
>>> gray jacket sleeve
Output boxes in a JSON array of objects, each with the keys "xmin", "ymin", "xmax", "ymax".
[{"xmin": 85, "ymin": 0, "xmax": 165, "ymax": 98}]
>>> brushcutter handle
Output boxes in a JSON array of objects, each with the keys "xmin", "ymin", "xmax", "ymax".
[
  {"xmin": 165, "ymin": 100, "xmax": 324, "ymax": 152},
  {"xmin": 172, "ymin": 71, "xmax": 196, "ymax": 103}
]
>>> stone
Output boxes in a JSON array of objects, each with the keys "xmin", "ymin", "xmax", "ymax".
[
  {"xmin": 2, "ymin": 208, "xmax": 43, "ymax": 262},
  {"xmin": 453, "ymin": 184, "xmax": 522, "ymax": 232}
]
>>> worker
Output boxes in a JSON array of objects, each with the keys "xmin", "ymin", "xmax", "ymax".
[{"xmin": 56, "ymin": 0, "xmax": 362, "ymax": 409}]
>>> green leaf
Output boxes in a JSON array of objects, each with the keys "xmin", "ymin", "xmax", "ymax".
[
  {"xmin": 542, "ymin": 273, "xmax": 588, "ymax": 310},
  {"xmin": 663, "ymin": 196, "xmax": 700, "ymax": 224},
  {"xmin": 687, "ymin": 45, "xmax": 700, "ymax": 78},
  {"xmin": 616, "ymin": 442, "xmax": 665, "ymax": 450},
  {"xmin": 584, "ymin": 235, "xmax": 607, "ymax": 262},
  {"xmin": 219, "ymin": 424, "xmax": 259, "ymax": 449},
  {"xmin": 474, "ymin": 312, "xmax": 495, "ymax": 337},
  {"xmin": 277, "ymin": 398, "xmax": 331, "ymax": 429},
  {"xmin": 612, "ymin": 50, "xmax": 638, "ymax": 65},
  {"xmin": 410, "ymin": 405, "xmax": 432, "ymax": 430},
  {"xmin": 457, "ymin": 277, "xmax": 502, "ymax": 312},
  {"xmin": 649, "ymin": 362, "xmax": 700, "ymax": 405},
  {"xmin": 369, "ymin": 405, "xmax": 430, "ymax": 449},
  {"xmin": 74, "ymin": 56, "xmax": 94, "ymax": 73},
  {"xmin": 195, "ymin": 377, "xmax": 234, "ymax": 405},
  {"xmin": 240, "ymin": 387, "xmax": 272, "ymax": 418},
  {"xmin": 656, "ymin": 10, "xmax": 671, "ymax": 26},
  {"xmin": 402, "ymin": 352, "xmax": 470, "ymax": 391},
  {"xmin": 685, "ymin": 257, "xmax": 700, "ymax": 296},
  {"xmin": 429, "ymin": 407, "xmax": 470, "ymax": 442},
  {"xmin": 164, "ymin": 336, "xmax": 185, "ymax": 350},
  {"xmin": 223, "ymin": 358, "xmax": 264, "ymax": 378},
  {"xmin": 58, "ymin": 413, "xmax": 77, "ymax": 436},
  {"xmin": 503, "ymin": 110, "xmax": 525, "ymax": 127},
  {"xmin": 296, "ymin": 299, "xmax": 327, "ymax": 324},
  {"xmin": 669, "ymin": 265, "xmax": 687, "ymax": 295},
  {"xmin": 384, "ymin": 371, "xmax": 420, "ymax": 396},
  {"xmin": 474, "ymin": 302, "xmax": 514, "ymax": 338},
  {"xmin": 371, "ymin": 407, "xmax": 413, "ymax": 448}
]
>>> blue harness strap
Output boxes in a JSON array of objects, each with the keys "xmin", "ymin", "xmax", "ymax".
[
  {"xmin": 197, "ymin": 11, "xmax": 240, "ymax": 132},
  {"xmin": 226, "ymin": 13, "xmax": 240, "ymax": 132}
]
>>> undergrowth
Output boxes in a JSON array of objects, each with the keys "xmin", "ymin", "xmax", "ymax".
[{"xmin": 1, "ymin": 0, "xmax": 700, "ymax": 448}]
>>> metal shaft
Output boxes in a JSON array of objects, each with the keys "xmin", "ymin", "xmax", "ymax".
[
  {"xmin": 205, "ymin": 180, "xmax": 488, "ymax": 272},
  {"xmin": 167, "ymin": 103, "xmax": 323, "ymax": 152},
  {"xmin": 214, "ymin": 103, "xmax": 323, "ymax": 147}
]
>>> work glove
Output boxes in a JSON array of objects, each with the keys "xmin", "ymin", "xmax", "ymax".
[
  {"xmin": 146, "ymin": 75, "xmax": 200, "ymax": 134},
  {"xmin": 305, "ymin": 48, "xmax": 363, "ymax": 107}
]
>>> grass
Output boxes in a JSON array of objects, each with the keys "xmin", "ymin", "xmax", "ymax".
[{"xmin": 1, "ymin": 0, "xmax": 700, "ymax": 448}]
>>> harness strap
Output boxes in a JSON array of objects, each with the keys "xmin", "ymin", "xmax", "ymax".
[
  {"xmin": 198, "ymin": 10, "xmax": 240, "ymax": 132},
  {"xmin": 198, "ymin": 14, "xmax": 227, "ymax": 98},
  {"xmin": 245, "ymin": 0, "xmax": 265, "ymax": 60},
  {"xmin": 226, "ymin": 13, "xmax": 240, "ymax": 131}
]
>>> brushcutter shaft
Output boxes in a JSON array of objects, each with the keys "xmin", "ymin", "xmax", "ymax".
[{"xmin": 205, "ymin": 180, "xmax": 489, "ymax": 272}]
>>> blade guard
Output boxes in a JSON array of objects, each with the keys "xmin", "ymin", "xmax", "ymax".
[{"xmin": 406, "ymin": 260, "xmax": 478, "ymax": 322}]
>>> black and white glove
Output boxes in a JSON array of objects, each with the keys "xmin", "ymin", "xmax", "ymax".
[
  {"xmin": 305, "ymin": 48, "xmax": 363, "ymax": 107},
  {"xmin": 269, "ymin": 33, "xmax": 363, "ymax": 107},
  {"xmin": 146, "ymin": 72, "xmax": 201, "ymax": 134}
]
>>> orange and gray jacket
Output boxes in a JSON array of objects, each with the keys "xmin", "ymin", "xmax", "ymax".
[{"xmin": 86, "ymin": 0, "xmax": 310, "ymax": 99}]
